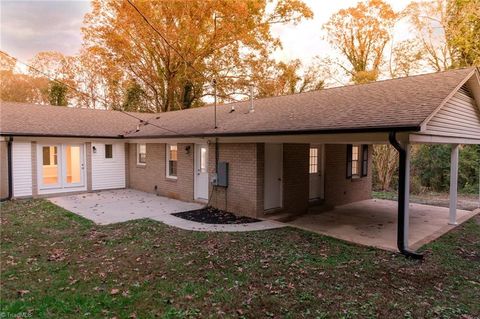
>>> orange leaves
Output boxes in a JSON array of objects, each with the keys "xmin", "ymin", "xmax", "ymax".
[
  {"xmin": 81, "ymin": 0, "xmax": 313, "ymax": 112},
  {"xmin": 323, "ymin": 0, "xmax": 398, "ymax": 84}
]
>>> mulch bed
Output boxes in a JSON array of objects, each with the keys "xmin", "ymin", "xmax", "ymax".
[{"xmin": 172, "ymin": 206, "xmax": 260, "ymax": 224}]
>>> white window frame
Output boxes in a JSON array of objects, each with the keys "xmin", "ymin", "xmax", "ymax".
[
  {"xmin": 351, "ymin": 145, "xmax": 360, "ymax": 178},
  {"xmin": 166, "ymin": 144, "xmax": 178, "ymax": 179},
  {"xmin": 104, "ymin": 144, "xmax": 114, "ymax": 160},
  {"xmin": 137, "ymin": 143, "xmax": 146, "ymax": 165},
  {"xmin": 309, "ymin": 148, "xmax": 318, "ymax": 174}
]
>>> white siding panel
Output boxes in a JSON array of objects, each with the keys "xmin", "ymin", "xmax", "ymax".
[
  {"xmin": 425, "ymin": 85, "xmax": 480, "ymax": 139},
  {"xmin": 91, "ymin": 142, "xmax": 126, "ymax": 190},
  {"xmin": 12, "ymin": 142, "xmax": 32, "ymax": 197}
]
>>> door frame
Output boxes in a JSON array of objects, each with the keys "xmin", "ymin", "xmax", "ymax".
[
  {"xmin": 194, "ymin": 143, "xmax": 209, "ymax": 202},
  {"xmin": 62, "ymin": 144, "xmax": 86, "ymax": 188},
  {"xmin": 264, "ymin": 143, "xmax": 283, "ymax": 211},
  {"xmin": 309, "ymin": 144, "xmax": 325, "ymax": 200},
  {"xmin": 37, "ymin": 143, "xmax": 86, "ymax": 191}
]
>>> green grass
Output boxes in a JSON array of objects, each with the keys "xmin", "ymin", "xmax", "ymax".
[{"xmin": 1, "ymin": 199, "xmax": 479, "ymax": 318}]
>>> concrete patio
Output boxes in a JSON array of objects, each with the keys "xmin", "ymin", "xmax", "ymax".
[
  {"xmin": 48, "ymin": 189, "xmax": 284, "ymax": 232},
  {"xmin": 288, "ymin": 199, "xmax": 479, "ymax": 251}
]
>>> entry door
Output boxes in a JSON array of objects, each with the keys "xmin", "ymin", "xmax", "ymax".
[
  {"xmin": 309, "ymin": 145, "xmax": 325, "ymax": 200},
  {"xmin": 63, "ymin": 144, "xmax": 85, "ymax": 187},
  {"xmin": 264, "ymin": 143, "xmax": 283, "ymax": 211},
  {"xmin": 194, "ymin": 144, "xmax": 209, "ymax": 201}
]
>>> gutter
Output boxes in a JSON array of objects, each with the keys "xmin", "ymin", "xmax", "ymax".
[
  {"xmin": 1, "ymin": 125, "xmax": 421, "ymax": 140},
  {"xmin": 388, "ymin": 131, "xmax": 423, "ymax": 259},
  {"xmin": 0, "ymin": 132, "xmax": 124, "ymax": 139},
  {"xmin": 1, "ymin": 136, "xmax": 13, "ymax": 201},
  {"xmin": 125, "ymin": 125, "xmax": 421, "ymax": 139}
]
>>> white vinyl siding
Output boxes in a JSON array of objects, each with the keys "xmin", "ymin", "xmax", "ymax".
[
  {"xmin": 91, "ymin": 142, "xmax": 126, "ymax": 190},
  {"xmin": 425, "ymin": 85, "xmax": 480, "ymax": 139},
  {"xmin": 12, "ymin": 142, "xmax": 32, "ymax": 197}
]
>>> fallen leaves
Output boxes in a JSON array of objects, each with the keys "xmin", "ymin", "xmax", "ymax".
[{"xmin": 48, "ymin": 248, "xmax": 68, "ymax": 262}]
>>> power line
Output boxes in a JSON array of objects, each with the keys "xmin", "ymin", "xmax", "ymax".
[{"xmin": 0, "ymin": 50, "xmax": 183, "ymax": 136}]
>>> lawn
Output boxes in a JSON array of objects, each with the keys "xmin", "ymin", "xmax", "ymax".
[
  {"xmin": 373, "ymin": 191, "xmax": 480, "ymax": 211},
  {"xmin": 1, "ymin": 200, "xmax": 479, "ymax": 318}
]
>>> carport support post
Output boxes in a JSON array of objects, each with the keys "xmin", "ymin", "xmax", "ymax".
[
  {"xmin": 449, "ymin": 144, "xmax": 459, "ymax": 225},
  {"xmin": 404, "ymin": 143, "xmax": 411, "ymax": 246}
]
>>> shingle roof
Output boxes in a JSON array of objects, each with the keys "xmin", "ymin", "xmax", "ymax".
[
  {"xmin": 0, "ymin": 67, "xmax": 476, "ymax": 138},
  {"xmin": 0, "ymin": 102, "xmax": 151, "ymax": 138}
]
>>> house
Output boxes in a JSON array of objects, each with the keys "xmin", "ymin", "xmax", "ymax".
[{"xmin": 1, "ymin": 67, "xmax": 479, "ymax": 257}]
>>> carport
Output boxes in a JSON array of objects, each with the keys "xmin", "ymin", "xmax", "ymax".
[{"xmin": 289, "ymin": 199, "xmax": 478, "ymax": 251}]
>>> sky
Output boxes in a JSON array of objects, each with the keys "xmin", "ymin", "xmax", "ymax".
[{"xmin": 1, "ymin": 0, "xmax": 415, "ymax": 64}]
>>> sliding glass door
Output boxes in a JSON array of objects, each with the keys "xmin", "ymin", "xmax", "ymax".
[{"xmin": 39, "ymin": 144, "xmax": 85, "ymax": 190}]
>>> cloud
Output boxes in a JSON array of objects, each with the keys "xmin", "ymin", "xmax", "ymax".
[{"xmin": 0, "ymin": 0, "xmax": 91, "ymax": 61}]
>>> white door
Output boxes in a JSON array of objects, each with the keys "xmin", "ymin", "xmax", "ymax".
[
  {"xmin": 39, "ymin": 144, "xmax": 61, "ymax": 189},
  {"xmin": 194, "ymin": 144, "xmax": 209, "ymax": 201},
  {"xmin": 63, "ymin": 144, "xmax": 85, "ymax": 188},
  {"xmin": 39, "ymin": 144, "xmax": 85, "ymax": 190},
  {"xmin": 309, "ymin": 145, "xmax": 325, "ymax": 200},
  {"xmin": 264, "ymin": 143, "xmax": 283, "ymax": 211}
]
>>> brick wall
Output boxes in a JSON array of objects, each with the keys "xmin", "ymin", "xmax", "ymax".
[
  {"xmin": 324, "ymin": 144, "xmax": 373, "ymax": 206},
  {"xmin": 0, "ymin": 141, "xmax": 9, "ymax": 199},
  {"xmin": 127, "ymin": 143, "xmax": 194, "ymax": 202},
  {"xmin": 208, "ymin": 143, "xmax": 309, "ymax": 218},
  {"xmin": 282, "ymin": 144, "xmax": 310, "ymax": 215},
  {"xmin": 208, "ymin": 143, "xmax": 263, "ymax": 217}
]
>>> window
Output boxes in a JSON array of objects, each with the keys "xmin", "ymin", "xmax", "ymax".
[
  {"xmin": 137, "ymin": 144, "xmax": 146, "ymax": 165},
  {"xmin": 361, "ymin": 145, "xmax": 369, "ymax": 177},
  {"xmin": 105, "ymin": 144, "xmax": 113, "ymax": 159},
  {"xmin": 42, "ymin": 146, "xmax": 58, "ymax": 185},
  {"xmin": 166, "ymin": 144, "xmax": 178, "ymax": 178},
  {"xmin": 200, "ymin": 147, "xmax": 207, "ymax": 173},
  {"xmin": 42, "ymin": 146, "xmax": 58, "ymax": 166},
  {"xmin": 351, "ymin": 145, "xmax": 360, "ymax": 177},
  {"xmin": 347, "ymin": 144, "xmax": 368, "ymax": 179},
  {"xmin": 309, "ymin": 148, "xmax": 318, "ymax": 174}
]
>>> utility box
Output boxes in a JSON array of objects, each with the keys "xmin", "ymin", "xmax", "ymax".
[{"xmin": 216, "ymin": 162, "xmax": 229, "ymax": 187}]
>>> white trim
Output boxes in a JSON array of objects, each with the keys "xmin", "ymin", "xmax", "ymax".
[
  {"xmin": 449, "ymin": 144, "xmax": 459, "ymax": 225},
  {"xmin": 104, "ymin": 144, "xmax": 114, "ymax": 160},
  {"xmin": 264, "ymin": 143, "xmax": 283, "ymax": 211},
  {"xmin": 194, "ymin": 144, "xmax": 209, "ymax": 201},
  {"xmin": 166, "ymin": 143, "xmax": 178, "ymax": 179},
  {"xmin": 420, "ymin": 69, "xmax": 476, "ymax": 130},
  {"xmin": 37, "ymin": 143, "xmax": 87, "ymax": 194},
  {"xmin": 409, "ymin": 133, "xmax": 480, "ymax": 145}
]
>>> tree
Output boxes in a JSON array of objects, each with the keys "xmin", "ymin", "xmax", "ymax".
[
  {"xmin": 446, "ymin": 0, "xmax": 480, "ymax": 67},
  {"xmin": 48, "ymin": 81, "xmax": 68, "ymax": 106},
  {"xmin": 0, "ymin": 51, "xmax": 49, "ymax": 104},
  {"xmin": 323, "ymin": 0, "xmax": 397, "ymax": 84},
  {"xmin": 82, "ymin": 0, "xmax": 313, "ymax": 112},
  {"xmin": 412, "ymin": 144, "xmax": 480, "ymax": 193},
  {"xmin": 406, "ymin": 0, "xmax": 479, "ymax": 70},
  {"xmin": 388, "ymin": 39, "xmax": 425, "ymax": 78},
  {"xmin": 29, "ymin": 51, "xmax": 77, "ymax": 106},
  {"xmin": 121, "ymin": 80, "xmax": 147, "ymax": 112},
  {"xmin": 405, "ymin": 0, "xmax": 455, "ymax": 71},
  {"xmin": 256, "ymin": 59, "xmax": 324, "ymax": 98},
  {"xmin": 373, "ymin": 145, "xmax": 398, "ymax": 191}
]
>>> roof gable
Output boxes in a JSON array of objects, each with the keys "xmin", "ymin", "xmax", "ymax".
[{"xmin": 424, "ymin": 81, "xmax": 480, "ymax": 139}]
